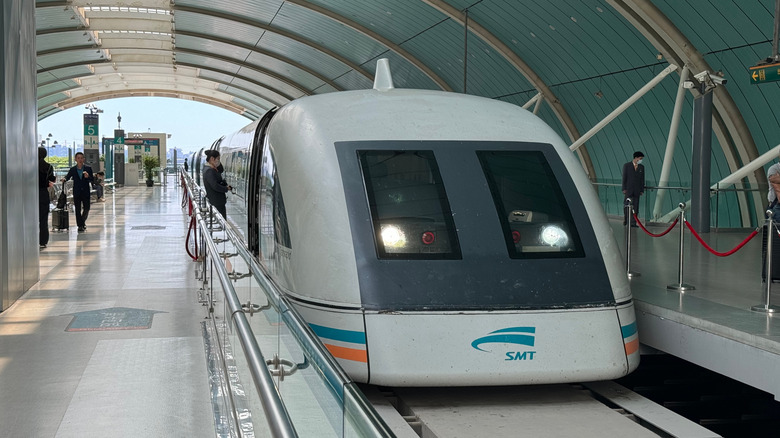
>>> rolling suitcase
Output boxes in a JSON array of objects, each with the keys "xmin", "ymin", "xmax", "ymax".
[
  {"xmin": 52, "ymin": 208, "xmax": 69, "ymax": 231},
  {"xmin": 761, "ymin": 224, "xmax": 780, "ymax": 282}
]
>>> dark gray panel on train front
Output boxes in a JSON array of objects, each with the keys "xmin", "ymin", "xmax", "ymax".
[{"xmin": 336, "ymin": 140, "xmax": 614, "ymax": 311}]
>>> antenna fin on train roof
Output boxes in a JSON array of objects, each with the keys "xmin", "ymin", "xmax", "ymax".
[{"xmin": 373, "ymin": 58, "xmax": 394, "ymax": 91}]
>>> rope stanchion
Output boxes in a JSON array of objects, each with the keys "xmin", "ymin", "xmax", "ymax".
[
  {"xmin": 667, "ymin": 203, "xmax": 695, "ymax": 291},
  {"xmin": 185, "ymin": 215, "xmax": 198, "ymax": 261},
  {"xmin": 753, "ymin": 211, "xmax": 780, "ymax": 313},
  {"xmin": 684, "ymin": 221, "xmax": 758, "ymax": 257},
  {"xmin": 633, "ymin": 212, "xmax": 678, "ymax": 237},
  {"xmin": 624, "ymin": 199, "xmax": 639, "ymax": 278}
]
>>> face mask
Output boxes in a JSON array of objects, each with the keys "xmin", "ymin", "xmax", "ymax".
[{"xmin": 637, "ymin": 159, "xmax": 643, "ymax": 165}]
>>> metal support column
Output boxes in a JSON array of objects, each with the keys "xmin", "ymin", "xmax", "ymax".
[
  {"xmin": 654, "ymin": 65, "xmax": 689, "ymax": 220},
  {"xmin": 690, "ymin": 87, "xmax": 713, "ymax": 233},
  {"xmin": 570, "ymin": 64, "xmax": 678, "ymax": 152}
]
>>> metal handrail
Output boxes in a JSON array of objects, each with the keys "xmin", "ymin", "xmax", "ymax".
[
  {"xmin": 190, "ymin": 187, "xmax": 297, "ymax": 438},
  {"xmin": 183, "ymin": 169, "xmax": 394, "ymax": 437}
]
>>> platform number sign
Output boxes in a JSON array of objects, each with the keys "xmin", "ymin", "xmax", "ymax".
[
  {"xmin": 83, "ymin": 113, "xmax": 99, "ymax": 136},
  {"xmin": 83, "ymin": 113, "xmax": 99, "ymax": 151}
]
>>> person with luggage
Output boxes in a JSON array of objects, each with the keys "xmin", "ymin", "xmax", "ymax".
[
  {"xmin": 38, "ymin": 147, "xmax": 56, "ymax": 249},
  {"xmin": 63, "ymin": 152, "xmax": 94, "ymax": 233}
]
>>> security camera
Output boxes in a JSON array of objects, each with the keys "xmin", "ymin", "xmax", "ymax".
[
  {"xmin": 710, "ymin": 75, "xmax": 727, "ymax": 85},
  {"xmin": 693, "ymin": 70, "xmax": 727, "ymax": 86},
  {"xmin": 683, "ymin": 81, "xmax": 695, "ymax": 89}
]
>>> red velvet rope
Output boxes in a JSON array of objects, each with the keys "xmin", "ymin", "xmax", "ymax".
[
  {"xmin": 632, "ymin": 212, "xmax": 679, "ymax": 237},
  {"xmin": 684, "ymin": 220, "xmax": 758, "ymax": 257},
  {"xmin": 185, "ymin": 215, "xmax": 198, "ymax": 261}
]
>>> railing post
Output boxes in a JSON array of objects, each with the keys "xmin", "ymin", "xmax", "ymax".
[
  {"xmin": 753, "ymin": 210, "xmax": 780, "ymax": 313},
  {"xmin": 624, "ymin": 198, "xmax": 640, "ymax": 278},
  {"xmin": 667, "ymin": 202, "xmax": 695, "ymax": 291}
]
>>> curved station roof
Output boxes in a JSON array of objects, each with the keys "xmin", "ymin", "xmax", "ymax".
[{"xmin": 35, "ymin": 0, "xmax": 780, "ymax": 225}]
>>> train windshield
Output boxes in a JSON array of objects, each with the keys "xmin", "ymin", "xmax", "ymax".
[
  {"xmin": 478, "ymin": 151, "xmax": 584, "ymax": 259},
  {"xmin": 358, "ymin": 150, "xmax": 461, "ymax": 259}
]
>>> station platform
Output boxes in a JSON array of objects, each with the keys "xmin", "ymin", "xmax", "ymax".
[
  {"xmin": 616, "ymin": 219, "xmax": 780, "ymax": 401},
  {"xmin": 0, "ymin": 182, "xmax": 213, "ymax": 437},
  {"xmin": 1, "ymin": 179, "xmax": 779, "ymax": 436}
]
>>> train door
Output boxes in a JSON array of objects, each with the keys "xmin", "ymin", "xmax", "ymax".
[{"xmin": 247, "ymin": 109, "xmax": 277, "ymax": 256}]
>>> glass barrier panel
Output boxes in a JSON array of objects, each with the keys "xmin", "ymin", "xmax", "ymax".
[
  {"xmin": 593, "ymin": 181, "xmax": 764, "ymax": 229},
  {"xmin": 189, "ymin": 173, "xmax": 393, "ymax": 437},
  {"xmin": 219, "ymin": 234, "xmax": 351, "ymax": 437}
]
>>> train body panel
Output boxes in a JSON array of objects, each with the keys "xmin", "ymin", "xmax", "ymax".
[
  {"xmin": 292, "ymin": 301, "xmax": 369, "ymax": 382},
  {"xmin": 204, "ymin": 81, "xmax": 638, "ymax": 386},
  {"xmin": 364, "ymin": 308, "xmax": 630, "ymax": 386}
]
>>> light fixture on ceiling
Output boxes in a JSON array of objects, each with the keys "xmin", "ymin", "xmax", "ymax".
[{"xmin": 594, "ymin": 90, "xmax": 604, "ymax": 99}]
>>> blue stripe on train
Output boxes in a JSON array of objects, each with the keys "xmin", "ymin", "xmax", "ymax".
[{"xmin": 309, "ymin": 323, "xmax": 367, "ymax": 344}]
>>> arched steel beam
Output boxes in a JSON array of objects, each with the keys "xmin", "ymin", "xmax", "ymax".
[
  {"xmin": 173, "ymin": 47, "xmax": 311, "ymax": 97},
  {"xmin": 172, "ymin": 4, "xmax": 373, "ymax": 82},
  {"xmin": 37, "ymin": 59, "xmax": 109, "ymax": 74},
  {"xmin": 47, "ymin": 89, "xmax": 252, "ymax": 117},
  {"xmin": 283, "ymin": 0, "xmax": 452, "ymax": 92},
  {"xmin": 608, "ymin": 0, "xmax": 762, "ymax": 226},
  {"xmin": 37, "ymin": 59, "xmax": 285, "ymax": 115},
  {"xmin": 50, "ymin": 73, "xmax": 278, "ymax": 113},
  {"xmin": 38, "ymin": 55, "xmax": 289, "ymax": 108},
  {"xmin": 55, "ymin": 43, "xmax": 315, "ymax": 97},
  {"xmin": 36, "ymin": 26, "xmax": 86, "ymax": 36},
  {"xmin": 38, "ymin": 45, "xmax": 97, "ymax": 56},
  {"xmin": 35, "ymin": 1, "xmax": 69, "ymax": 8},
  {"xmin": 39, "ymin": 72, "xmax": 85, "ymax": 88},
  {"xmin": 176, "ymin": 62, "xmax": 289, "ymax": 107},
  {"xmin": 421, "ymin": 0, "xmax": 596, "ymax": 178},
  {"xmin": 174, "ymin": 30, "xmax": 342, "ymax": 91}
]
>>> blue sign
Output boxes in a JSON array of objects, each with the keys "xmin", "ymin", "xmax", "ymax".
[{"xmin": 65, "ymin": 307, "xmax": 165, "ymax": 331}]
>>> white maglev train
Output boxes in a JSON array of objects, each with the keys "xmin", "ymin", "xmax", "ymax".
[{"xmin": 190, "ymin": 60, "xmax": 639, "ymax": 386}]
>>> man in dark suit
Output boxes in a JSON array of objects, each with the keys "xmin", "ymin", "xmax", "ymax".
[
  {"xmin": 63, "ymin": 152, "xmax": 94, "ymax": 233},
  {"xmin": 622, "ymin": 151, "xmax": 645, "ymax": 227}
]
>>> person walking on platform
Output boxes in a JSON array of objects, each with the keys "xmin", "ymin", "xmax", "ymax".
[
  {"xmin": 63, "ymin": 152, "xmax": 94, "ymax": 233},
  {"xmin": 622, "ymin": 151, "xmax": 645, "ymax": 227},
  {"xmin": 38, "ymin": 147, "xmax": 56, "ymax": 248},
  {"xmin": 202, "ymin": 150, "xmax": 231, "ymax": 218}
]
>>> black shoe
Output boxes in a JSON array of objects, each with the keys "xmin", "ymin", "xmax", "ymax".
[
  {"xmin": 631, "ymin": 224, "xmax": 639, "ymax": 228},
  {"xmin": 78, "ymin": 227, "xmax": 85, "ymax": 233},
  {"xmin": 39, "ymin": 244, "xmax": 46, "ymax": 249}
]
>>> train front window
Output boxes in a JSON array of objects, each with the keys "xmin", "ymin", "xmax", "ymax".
[
  {"xmin": 478, "ymin": 151, "xmax": 584, "ymax": 259},
  {"xmin": 358, "ymin": 150, "xmax": 461, "ymax": 259}
]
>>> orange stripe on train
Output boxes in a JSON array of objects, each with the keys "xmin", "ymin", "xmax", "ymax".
[
  {"xmin": 324, "ymin": 343, "xmax": 368, "ymax": 363},
  {"xmin": 624, "ymin": 338, "xmax": 639, "ymax": 355}
]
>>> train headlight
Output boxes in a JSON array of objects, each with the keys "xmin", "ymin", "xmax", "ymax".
[
  {"xmin": 540, "ymin": 225, "xmax": 568, "ymax": 247},
  {"xmin": 381, "ymin": 225, "xmax": 406, "ymax": 248}
]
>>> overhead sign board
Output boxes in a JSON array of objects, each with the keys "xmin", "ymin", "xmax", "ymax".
[{"xmin": 749, "ymin": 62, "xmax": 780, "ymax": 84}]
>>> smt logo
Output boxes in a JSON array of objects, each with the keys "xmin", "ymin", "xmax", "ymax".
[{"xmin": 471, "ymin": 326, "xmax": 536, "ymax": 353}]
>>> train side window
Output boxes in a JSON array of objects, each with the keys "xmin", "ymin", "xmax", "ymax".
[
  {"xmin": 259, "ymin": 146, "xmax": 291, "ymax": 262},
  {"xmin": 358, "ymin": 150, "xmax": 461, "ymax": 260},
  {"xmin": 477, "ymin": 151, "xmax": 584, "ymax": 259}
]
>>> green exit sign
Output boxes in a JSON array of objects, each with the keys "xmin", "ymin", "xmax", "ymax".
[{"xmin": 749, "ymin": 62, "xmax": 780, "ymax": 84}]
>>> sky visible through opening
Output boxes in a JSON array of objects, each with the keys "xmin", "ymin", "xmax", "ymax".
[{"xmin": 38, "ymin": 96, "xmax": 251, "ymax": 155}]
